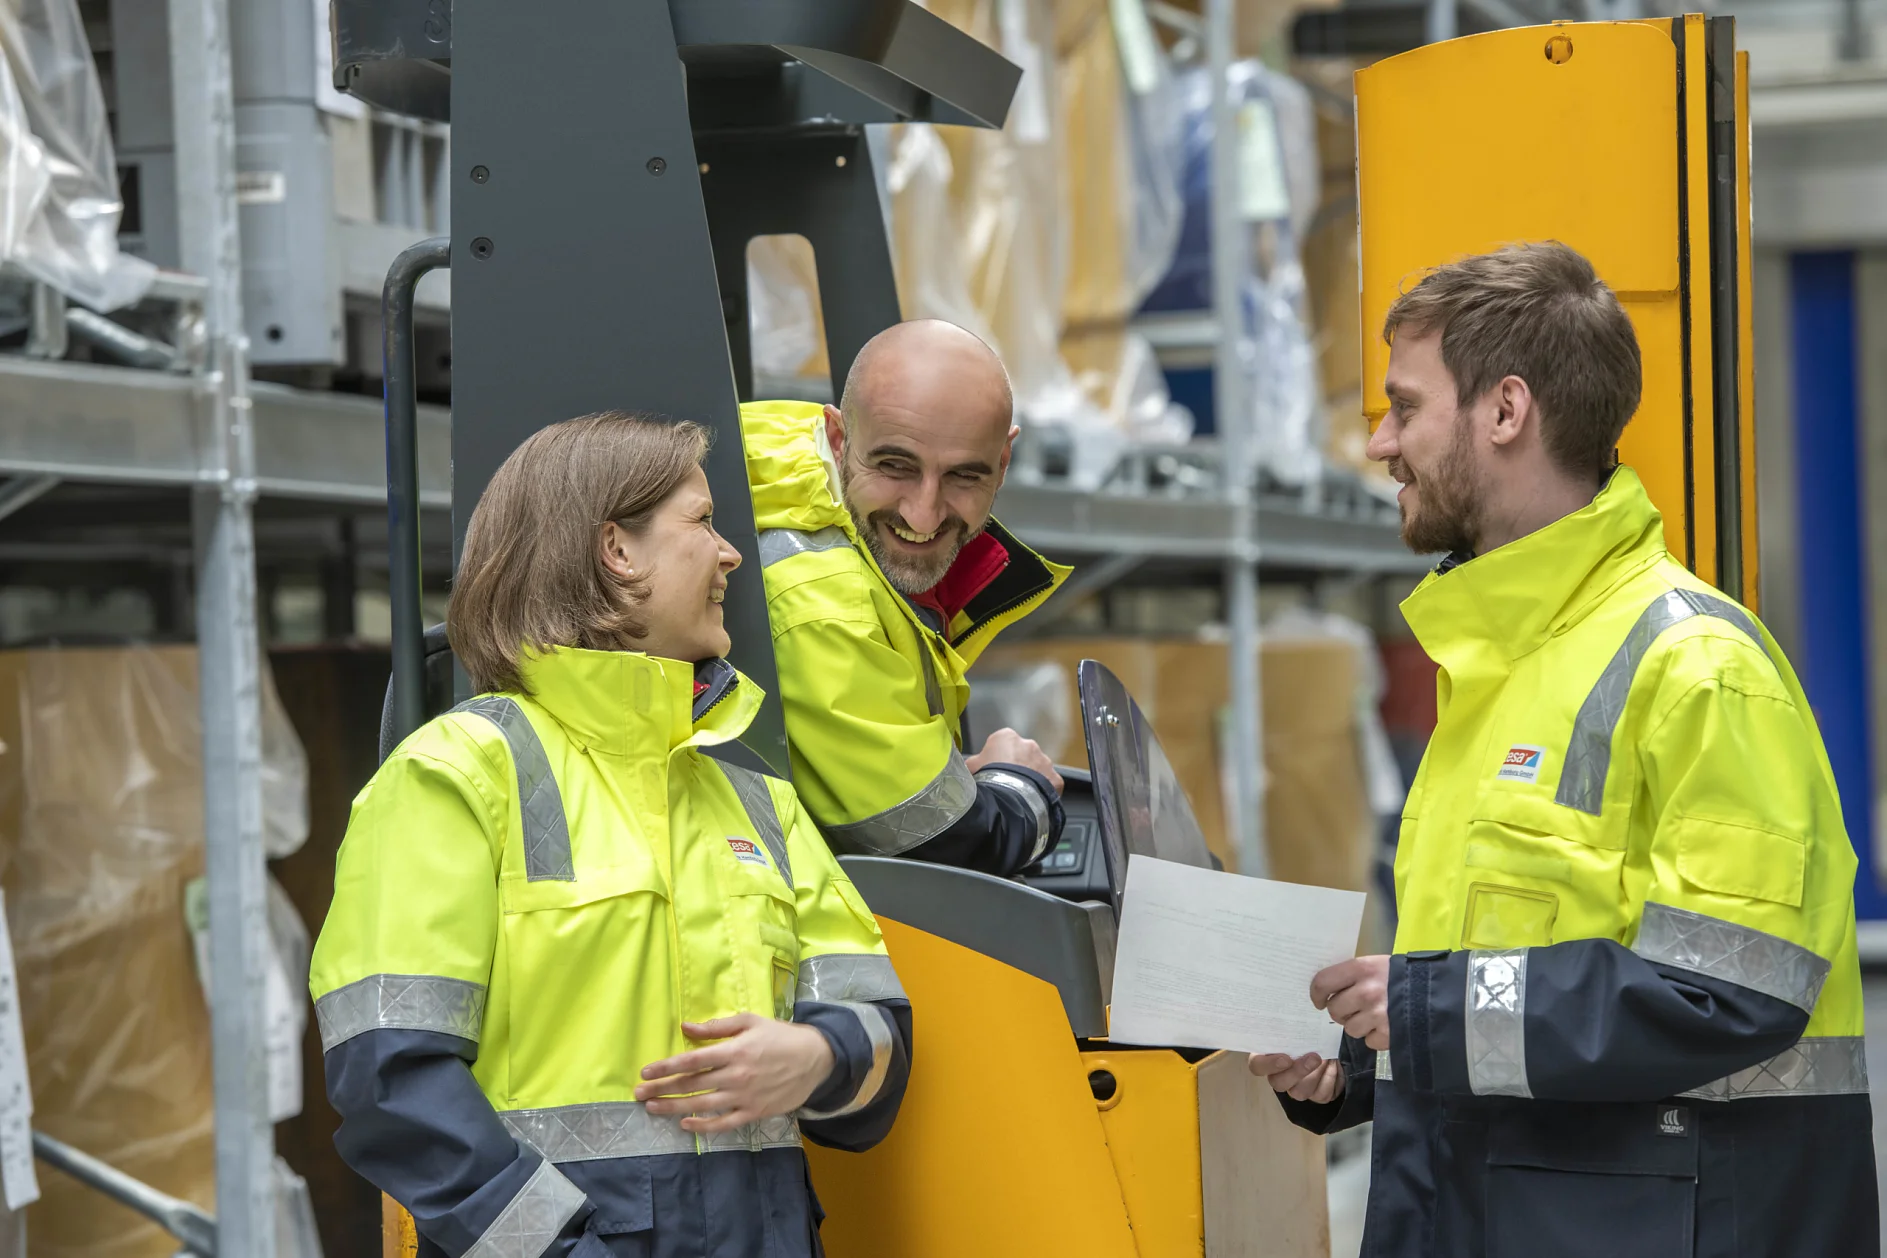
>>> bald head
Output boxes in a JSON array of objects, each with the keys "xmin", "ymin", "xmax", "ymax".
[
  {"xmin": 838, "ymin": 319, "xmax": 1013, "ymax": 439},
  {"xmin": 825, "ymin": 320, "xmax": 1018, "ymax": 594}
]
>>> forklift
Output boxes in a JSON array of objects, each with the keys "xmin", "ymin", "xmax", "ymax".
[{"xmin": 342, "ymin": 3, "xmax": 1755, "ymax": 1254}]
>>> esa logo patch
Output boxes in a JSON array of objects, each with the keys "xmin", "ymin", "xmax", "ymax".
[
  {"xmin": 1496, "ymin": 745, "xmax": 1547, "ymax": 783},
  {"xmin": 726, "ymin": 837, "xmax": 770, "ymax": 867}
]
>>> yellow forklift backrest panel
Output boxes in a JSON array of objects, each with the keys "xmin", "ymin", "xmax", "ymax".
[{"xmin": 1357, "ymin": 21, "xmax": 1695, "ymax": 565}]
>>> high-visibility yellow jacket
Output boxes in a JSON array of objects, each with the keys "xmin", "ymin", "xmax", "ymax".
[
  {"xmin": 741, "ymin": 400, "xmax": 1071, "ymax": 874},
  {"xmin": 1280, "ymin": 468, "xmax": 1875, "ymax": 1258},
  {"xmin": 311, "ymin": 648, "xmax": 910, "ymax": 1258}
]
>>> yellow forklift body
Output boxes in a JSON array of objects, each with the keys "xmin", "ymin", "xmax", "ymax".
[{"xmin": 806, "ymin": 917, "xmax": 1328, "ymax": 1258}]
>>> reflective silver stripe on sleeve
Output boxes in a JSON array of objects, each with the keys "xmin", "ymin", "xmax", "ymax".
[
  {"xmin": 499, "ymin": 1102, "xmax": 800, "ymax": 1161},
  {"xmin": 718, "ymin": 762, "xmax": 793, "ymax": 892},
  {"xmin": 975, "ymin": 767, "xmax": 1053, "ymax": 864},
  {"xmin": 314, "ymin": 973, "xmax": 487, "ymax": 1052},
  {"xmin": 798, "ymin": 1001, "xmax": 896, "ymax": 1121},
  {"xmin": 462, "ymin": 1156, "xmax": 587, "ymax": 1258},
  {"xmin": 796, "ymin": 952, "xmax": 906, "ymax": 1004},
  {"xmin": 1556, "ymin": 588, "xmax": 1769, "ymax": 815},
  {"xmin": 1679, "ymin": 1035, "xmax": 1870, "ymax": 1100},
  {"xmin": 1376, "ymin": 1049, "xmax": 1393, "ymax": 1082},
  {"xmin": 1465, "ymin": 949, "xmax": 1532, "ymax": 1098},
  {"xmin": 821, "ymin": 748, "xmax": 977, "ymax": 856},
  {"xmin": 759, "ymin": 526, "xmax": 853, "ymax": 569},
  {"xmin": 1632, "ymin": 901, "xmax": 1831, "ymax": 1013},
  {"xmin": 454, "ymin": 695, "xmax": 574, "ymax": 881}
]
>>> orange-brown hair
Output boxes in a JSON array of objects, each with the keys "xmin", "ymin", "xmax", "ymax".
[
  {"xmin": 446, "ymin": 411, "xmax": 708, "ymax": 694},
  {"xmin": 1384, "ymin": 241, "xmax": 1642, "ymax": 480}
]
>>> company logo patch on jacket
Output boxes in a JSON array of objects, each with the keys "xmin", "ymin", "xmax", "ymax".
[
  {"xmin": 1496, "ymin": 745, "xmax": 1547, "ymax": 783},
  {"xmin": 726, "ymin": 837, "xmax": 770, "ymax": 867}
]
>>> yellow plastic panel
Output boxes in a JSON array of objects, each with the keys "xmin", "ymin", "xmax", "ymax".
[
  {"xmin": 1357, "ymin": 21, "xmax": 1695, "ymax": 561},
  {"xmin": 1680, "ymin": 13, "xmax": 1718, "ymax": 584},
  {"xmin": 1736, "ymin": 49, "xmax": 1759, "ymax": 609},
  {"xmin": 1084, "ymin": 1049, "xmax": 1206, "ymax": 1255},
  {"xmin": 806, "ymin": 918, "xmax": 1139, "ymax": 1258},
  {"xmin": 1616, "ymin": 296, "xmax": 1689, "ymax": 564}
]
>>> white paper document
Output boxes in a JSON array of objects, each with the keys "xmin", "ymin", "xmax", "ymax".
[{"xmin": 1108, "ymin": 856, "xmax": 1368, "ymax": 1059}]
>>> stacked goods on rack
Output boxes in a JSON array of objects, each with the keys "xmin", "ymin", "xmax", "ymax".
[
  {"xmin": 744, "ymin": 0, "xmax": 1190, "ymax": 480},
  {"xmin": 0, "ymin": 646, "xmax": 309, "ymax": 1258}
]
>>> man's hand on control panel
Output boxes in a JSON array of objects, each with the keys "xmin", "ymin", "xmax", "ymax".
[{"xmin": 967, "ymin": 727, "xmax": 1064, "ymax": 795}]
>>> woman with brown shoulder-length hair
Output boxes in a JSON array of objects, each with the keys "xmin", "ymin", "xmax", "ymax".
[{"xmin": 310, "ymin": 411, "xmax": 911, "ymax": 1257}]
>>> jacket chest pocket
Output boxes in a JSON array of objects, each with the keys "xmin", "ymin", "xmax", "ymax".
[
  {"xmin": 1462, "ymin": 792, "xmax": 1627, "ymax": 950},
  {"xmin": 712, "ymin": 858, "xmax": 800, "ymax": 1020},
  {"xmin": 498, "ymin": 862, "xmax": 671, "ymax": 1099},
  {"xmin": 1485, "ymin": 1101, "xmax": 1698, "ymax": 1258}
]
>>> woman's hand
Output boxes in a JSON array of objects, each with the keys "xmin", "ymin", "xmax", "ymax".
[{"xmin": 635, "ymin": 1013, "xmax": 836, "ymax": 1133}]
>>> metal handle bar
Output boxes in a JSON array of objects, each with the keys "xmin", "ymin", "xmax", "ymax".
[{"xmin": 383, "ymin": 236, "xmax": 452, "ymax": 750}]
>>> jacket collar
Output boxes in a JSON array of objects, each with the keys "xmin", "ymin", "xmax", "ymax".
[
  {"xmin": 1399, "ymin": 466, "xmax": 1669, "ymax": 670},
  {"xmin": 515, "ymin": 648, "xmax": 759, "ymax": 757}
]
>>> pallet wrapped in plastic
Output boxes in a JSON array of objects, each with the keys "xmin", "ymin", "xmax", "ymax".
[
  {"xmin": 0, "ymin": 645, "xmax": 309, "ymax": 1258},
  {"xmin": 743, "ymin": 0, "xmax": 1189, "ymax": 484},
  {"xmin": 0, "ymin": 0, "xmax": 153, "ymax": 309}
]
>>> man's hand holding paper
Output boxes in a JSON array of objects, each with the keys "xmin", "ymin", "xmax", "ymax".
[{"xmin": 1105, "ymin": 856, "xmax": 1368, "ymax": 1060}]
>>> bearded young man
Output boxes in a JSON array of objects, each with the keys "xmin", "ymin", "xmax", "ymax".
[
  {"xmin": 1250, "ymin": 242, "xmax": 1876, "ymax": 1258},
  {"xmin": 739, "ymin": 320, "xmax": 1070, "ymax": 874}
]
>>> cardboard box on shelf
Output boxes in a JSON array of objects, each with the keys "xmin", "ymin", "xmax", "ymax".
[{"xmin": 973, "ymin": 634, "xmax": 1372, "ymax": 894}]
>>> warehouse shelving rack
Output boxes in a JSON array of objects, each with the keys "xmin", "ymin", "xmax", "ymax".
[{"xmin": 0, "ymin": 0, "xmax": 1457, "ymax": 1251}]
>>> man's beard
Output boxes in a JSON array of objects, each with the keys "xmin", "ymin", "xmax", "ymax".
[
  {"xmin": 838, "ymin": 459, "xmax": 975, "ymax": 594},
  {"xmin": 1393, "ymin": 418, "xmax": 1483, "ymax": 556}
]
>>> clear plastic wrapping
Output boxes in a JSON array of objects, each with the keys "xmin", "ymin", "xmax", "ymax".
[
  {"xmin": 0, "ymin": 0, "xmax": 153, "ymax": 310},
  {"xmin": 1141, "ymin": 59, "xmax": 1327, "ymax": 485},
  {"xmin": 734, "ymin": 0, "xmax": 1191, "ymax": 484},
  {"xmin": 0, "ymin": 645, "xmax": 309, "ymax": 1258},
  {"xmin": 963, "ymin": 660, "xmax": 1074, "ymax": 761},
  {"xmin": 745, "ymin": 233, "xmax": 829, "ymax": 385}
]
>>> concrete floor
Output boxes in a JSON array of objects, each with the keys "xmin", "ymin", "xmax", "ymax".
[{"xmin": 1324, "ymin": 970, "xmax": 1887, "ymax": 1257}]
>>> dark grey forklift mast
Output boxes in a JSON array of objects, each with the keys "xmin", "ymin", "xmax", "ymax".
[{"xmin": 346, "ymin": 0, "xmax": 1019, "ymax": 770}]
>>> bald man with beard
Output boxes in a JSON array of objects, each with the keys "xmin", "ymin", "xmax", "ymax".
[{"xmin": 740, "ymin": 320, "xmax": 1072, "ymax": 874}]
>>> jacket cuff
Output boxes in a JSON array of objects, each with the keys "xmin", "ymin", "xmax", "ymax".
[
  {"xmin": 1274, "ymin": 1035, "xmax": 1378, "ymax": 1135},
  {"xmin": 1389, "ymin": 950, "xmax": 1473, "ymax": 1095},
  {"xmin": 795, "ymin": 999, "xmax": 898, "ymax": 1116},
  {"xmin": 973, "ymin": 763, "xmax": 1064, "ymax": 864}
]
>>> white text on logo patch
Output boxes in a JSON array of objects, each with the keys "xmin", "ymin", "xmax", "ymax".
[
  {"xmin": 1496, "ymin": 745, "xmax": 1547, "ymax": 784},
  {"xmin": 726, "ymin": 837, "xmax": 769, "ymax": 867}
]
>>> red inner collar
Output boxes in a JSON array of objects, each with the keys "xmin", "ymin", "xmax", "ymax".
[{"xmin": 907, "ymin": 531, "xmax": 1010, "ymax": 628}]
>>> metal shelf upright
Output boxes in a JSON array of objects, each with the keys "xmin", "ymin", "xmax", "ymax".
[{"xmin": 168, "ymin": 0, "xmax": 277, "ymax": 1249}]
